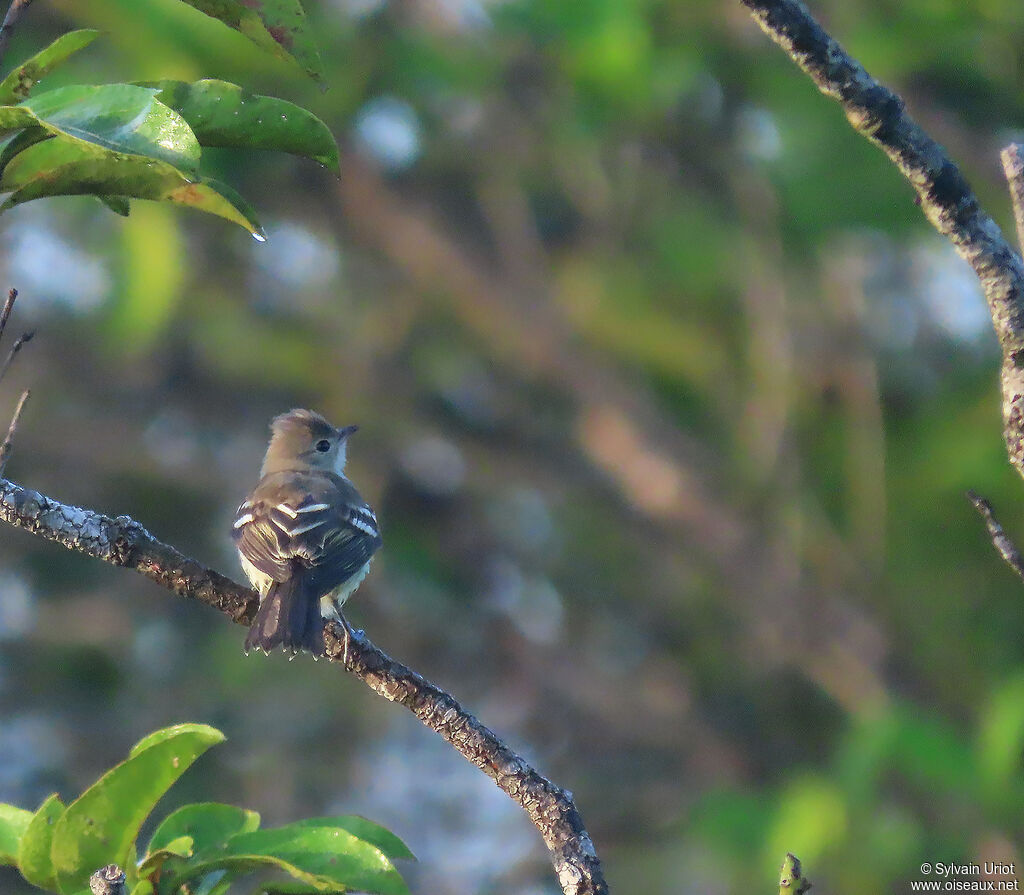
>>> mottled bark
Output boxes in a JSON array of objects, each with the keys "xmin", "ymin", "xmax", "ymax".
[
  {"xmin": 739, "ymin": 0, "xmax": 1024, "ymax": 479},
  {"xmin": 1000, "ymin": 145, "xmax": 1024, "ymax": 257},
  {"xmin": 0, "ymin": 478, "xmax": 607, "ymax": 895}
]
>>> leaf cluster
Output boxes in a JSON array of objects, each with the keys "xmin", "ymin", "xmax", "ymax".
[
  {"xmin": 0, "ymin": 724, "xmax": 412, "ymax": 895},
  {"xmin": 0, "ymin": 0, "xmax": 339, "ymax": 237}
]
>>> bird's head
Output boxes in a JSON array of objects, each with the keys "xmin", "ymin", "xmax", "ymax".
[{"xmin": 261, "ymin": 408, "xmax": 358, "ymax": 476}]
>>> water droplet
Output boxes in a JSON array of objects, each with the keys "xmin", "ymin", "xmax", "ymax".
[{"xmin": 252, "ymin": 231, "xmax": 267, "ymax": 243}]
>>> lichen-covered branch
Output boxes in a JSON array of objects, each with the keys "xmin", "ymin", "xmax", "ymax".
[
  {"xmin": 89, "ymin": 864, "xmax": 126, "ymax": 895},
  {"xmin": 739, "ymin": 0, "xmax": 1024, "ymax": 480},
  {"xmin": 0, "ymin": 478, "xmax": 608, "ymax": 895},
  {"xmin": 1000, "ymin": 145, "xmax": 1024, "ymax": 256}
]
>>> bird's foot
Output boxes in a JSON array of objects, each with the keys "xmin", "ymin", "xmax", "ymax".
[{"xmin": 339, "ymin": 614, "xmax": 356, "ymax": 665}]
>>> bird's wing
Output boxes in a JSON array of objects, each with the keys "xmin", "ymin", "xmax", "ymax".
[
  {"xmin": 232, "ymin": 480, "xmax": 382, "ymax": 593},
  {"xmin": 305, "ymin": 504, "xmax": 381, "ymax": 596}
]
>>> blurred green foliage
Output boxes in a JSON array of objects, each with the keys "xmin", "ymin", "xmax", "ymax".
[{"xmin": 0, "ymin": 0, "xmax": 1021, "ymax": 893}]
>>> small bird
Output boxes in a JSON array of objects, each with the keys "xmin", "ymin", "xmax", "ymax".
[{"xmin": 232, "ymin": 409, "xmax": 382, "ymax": 658}]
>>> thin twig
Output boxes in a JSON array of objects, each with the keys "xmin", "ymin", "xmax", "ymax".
[
  {"xmin": 0, "ymin": 287, "xmax": 18, "ymax": 347},
  {"xmin": 0, "ymin": 0, "xmax": 34, "ymax": 69},
  {"xmin": 968, "ymin": 490, "xmax": 1024, "ymax": 583},
  {"xmin": 0, "ymin": 328, "xmax": 33, "ymax": 386},
  {"xmin": 0, "ymin": 288, "xmax": 32, "ymax": 389},
  {"xmin": 0, "ymin": 478, "xmax": 608, "ymax": 895},
  {"xmin": 778, "ymin": 853, "xmax": 812, "ymax": 894},
  {"xmin": 0, "ymin": 387, "xmax": 29, "ymax": 477},
  {"xmin": 1000, "ymin": 145, "xmax": 1024, "ymax": 255}
]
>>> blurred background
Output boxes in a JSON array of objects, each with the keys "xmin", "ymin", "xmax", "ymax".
[{"xmin": 0, "ymin": 0, "xmax": 1021, "ymax": 892}]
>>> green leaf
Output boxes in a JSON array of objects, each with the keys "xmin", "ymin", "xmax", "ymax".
[
  {"xmin": 291, "ymin": 817, "xmax": 414, "ymax": 862},
  {"xmin": 0, "ymin": 138, "xmax": 264, "ymax": 238},
  {"xmin": 249, "ymin": 883, "xmax": 344, "ymax": 894},
  {"xmin": 129, "ymin": 881, "xmax": 154, "ymax": 895},
  {"xmin": 50, "ymin": 724, "xmax": 225, "ymax": 894},
  {"xmin": 0, "ymin": 127, "xmax": 52, "ymax": 175},
  {"xmin": 148, "ymin": 803, "xmax": 259, "ymax": 856},
  {"xmin": 136, "ymin": 834, "xmax": 193, "ymax": 877},
  {"xmin": 177, "ymin": 0, "xmax": 324, "ymax": 82},
  {"xmin": 0, "ymin": 105, "xmax": 42, "ymax": 137},
  {"xmin": 98, "ymin": 195, "xmax": 130, "ymax": 215},
  {"xmin": 0, "ymin": 804, "xmax": 32, "ymax": 865},
  {"xmin": 128, "ymin": 722, "xmax": 220, "ymax": 758},
  {"xmin": 19, "ymin": 84, "xmax": 201, "ymax": 175},
  {"xmin": 167, "ymin": 176, "xmax": 265, "ymax": 239},
  {"xmin": 173, "ymin": 824, "xmax": 409, "ymax": 895},
  {"xmin": 145, "ymin": 79, "xmax": 339, "ymax": 173},
  {"xmin": 205, "ymin": 877, "xmax": 233, "ymax": 895},
  {"xmin": 17, "ymin": 794, "xmax": 65, "ymax": 889},
  {"xmin": 0, "ymin": 84, "xmax": 274, "ymax": 236},
  {"xmin": 123, "ymin": 841, "xmax": 139, "ymax": 891},
  {"xmin": 0, "ymin": 30, "xmax": 102, "ymax": 104}
]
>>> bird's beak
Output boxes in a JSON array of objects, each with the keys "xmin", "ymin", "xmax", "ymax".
[{"xmin": 337, "ymin": 424, "xmax": 359, "ymax": 439}]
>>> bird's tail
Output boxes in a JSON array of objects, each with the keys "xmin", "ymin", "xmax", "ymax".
[{"xmin": 244, "ymin": 574, "xmax": 325, "ymax": 656}]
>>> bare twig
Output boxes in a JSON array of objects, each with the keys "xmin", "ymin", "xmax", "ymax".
[
  {"xmin": 0, "ymin": 387, "xmax": 29, "ymax": 477},
  {"xmin": 0, "ymin": 288, "xmax": 32, "ymax": 389},
  {"xmin": 0, "ymin": 328, "xmax": 33, "ymax": 385},
  {"xmin": 89, "ymin": 864, "xmax": 126, "ymax": 895},
  {"xmin": 967, "ymin": 490, "xmax": 1024, "ymax": 583},
  {"xmin": 0, "ymin": 288, "xmax": 32, "ymax": 475},
  {"xmin": 778, "ymin": 853, "xmax": 812, "ymax": 894},
  {"xmin": 0, "ymin": 478, "xmax": 608, "ymax": 895},
  {"xmin": 0, "ymin": 287, "xmax": 18, "ymax": 345},
  {"xmin": 738, "ymin": 0, "xmax": 1024, "ymax": 482},
  {"xmin": 0, "ymin": 0, "xmax": 33, "ymax": 69},
  {"xmin": 1001, "ymin": 145, "xmax": 1024, "ymax": 255}
]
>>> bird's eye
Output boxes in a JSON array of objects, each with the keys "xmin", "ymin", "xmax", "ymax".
[{"xmin": 315, "ymin": 439, "xmax": 331, "ymax": 453}]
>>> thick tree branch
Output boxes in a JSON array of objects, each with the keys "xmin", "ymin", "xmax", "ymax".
[
  {"xmin": 0, "ymin": 478, "xmax": 608, "ymax": 895},
  {"xmin": 739, "ymin": 0, "xmax": 1024, "ymax": 480}
]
